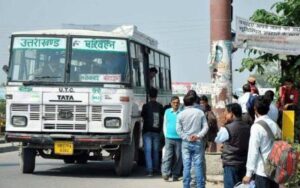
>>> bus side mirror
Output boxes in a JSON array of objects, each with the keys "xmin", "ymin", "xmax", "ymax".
[{"xmin": 2, "ymin": 65, "xmax": 8, "ymax": 74}]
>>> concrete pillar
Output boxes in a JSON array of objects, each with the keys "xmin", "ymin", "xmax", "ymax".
[{"xmin": 210, "ymin": 0, "xmax": 233, "ymax": 126}]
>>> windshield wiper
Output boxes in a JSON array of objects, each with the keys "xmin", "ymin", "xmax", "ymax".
[{"xmin": 34, "ymin": 76, "xmax": 61, "ymax": 80}]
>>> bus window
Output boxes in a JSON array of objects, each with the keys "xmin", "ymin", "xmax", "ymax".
[
  {"xmin": 130, "ymin": 42, "xmax": 136, "ymax": 58},
  {"xmin": 154, "ymin": 52, "xmax": 160, "ymax": 88},
  {"xmin": 149, "ymin": 50, "xmax": 154, "ymax": 66},
  {"xmin": 136, "ymin": 44, "xmax": 145, "ymax": 87}
]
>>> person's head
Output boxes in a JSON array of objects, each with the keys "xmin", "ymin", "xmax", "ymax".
[
  {"xmin": 254, "ymin": 96, "xmax": 270, "ymax": 116},
  {"xmin": 149, "ymin": 67, "xmax": 158, "ymax": 79},
  {"xmin": 170, "ymin": 96, "xmax": 180, "ymax": 111},
  {"xmin": 149, "ymin": 87, "xmax": 158, "ymax": 100},
  {"xmin": 199, "ymin": 95, "xmax": 209, "ymax": 106},
  {"xmin": 224, "ymin": 103, "xmax": 242, "ymax": 123},
  {"xmin": 247, "ymin": 76, "xmax": 256, "ymax": 86},
  {"xmin": 264, "ymin": 90, "xmax": 275, "ymax": 105},
  {"xmin": 183, "ymin": 94, "xmax": 195, "ymax": 107},
  {"xmin": 284, "ymin": 78, "xmax": 294, "ymax": 89},
  {"xmin": 242, "ymin": 83, "xmax": 251, "ymax": 93},
  {"xmin": 186, "ymin": 90, "xmax": 199, "ymax": 104}
]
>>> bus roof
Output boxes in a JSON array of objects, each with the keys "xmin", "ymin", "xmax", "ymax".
[{"xmin": 12, "ymin": 25, "xmax": 161, "ymax": 51}]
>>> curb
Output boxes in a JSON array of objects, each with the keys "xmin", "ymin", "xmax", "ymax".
[
  {"xmin": 206, "ymin": 175, "xmax": 223, "ymax": 183},
  {"xmin": 0, "ymin": 145, "xmax": 18, "ymax": 153}
]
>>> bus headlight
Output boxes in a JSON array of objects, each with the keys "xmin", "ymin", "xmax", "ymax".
[
  {"xmin": 12, "ymin": 116, "xmax": 27, "ymax": 127},
  {"xmin": 104, "ymin": 117, "xmax": 121, "ymax": 128}
]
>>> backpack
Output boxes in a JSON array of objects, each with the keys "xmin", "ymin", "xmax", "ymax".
[
  {"xmin": 257, "ymin": 120, "xmax": 299, "ymax": 184},
  {"xmin": 246, "ymin": 94, "xmax": 256, "ymax": 119}
]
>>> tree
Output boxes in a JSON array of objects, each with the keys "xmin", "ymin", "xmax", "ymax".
[{"xmin": 238, "ymin": 0, "xmax": 300, "ymax": 88}]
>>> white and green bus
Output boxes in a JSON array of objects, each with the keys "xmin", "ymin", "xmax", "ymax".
[{"xmin": 3, "ymin": 25, "xmax": 172, "ymax": 176}]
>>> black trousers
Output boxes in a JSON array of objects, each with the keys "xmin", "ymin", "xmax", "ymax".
[{"xmin": 255, "ymin": 175, "xmax": 279, "ymax": 188}]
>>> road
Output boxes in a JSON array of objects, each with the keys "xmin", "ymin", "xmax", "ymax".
[{"xmin": 0, "ymin": 150, "xmax": 223, "ymax": 188}]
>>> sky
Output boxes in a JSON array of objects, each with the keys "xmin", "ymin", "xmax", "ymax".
[{"xmin": 0, "ymin": 0, "xmax": 278, "ymax": 89}]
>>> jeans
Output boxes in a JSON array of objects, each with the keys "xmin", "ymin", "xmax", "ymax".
[
  {"xmin": 161, "ymin": 138, "xmax": 182, "ymax": 177},
  {"xmin": 143, "ymin": 132, "xmax": 160, "ymax": 173},
  {"xmin": 182, "ymin": 141, "xmax": 205, "ymax": 188},
  {"xmin": 255, "ymin": 174, "xmax": 279, "ymax": 188},
  {"xmin": 191, "ymin": 141, "xmax": 206, "ymax": 186},
  {"xmin": 223, "ymin": 165, "xmax": 246, "ymax": 188}
]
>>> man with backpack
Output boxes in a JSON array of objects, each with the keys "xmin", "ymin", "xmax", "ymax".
[{"xmin": 242, "ymin": 96, "xmax": 281, "ymax": 188}]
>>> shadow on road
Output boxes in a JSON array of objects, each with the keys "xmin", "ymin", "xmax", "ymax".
[{"xmin": 33, "ymin": 161, "xmax": 160, "ymax": 180}]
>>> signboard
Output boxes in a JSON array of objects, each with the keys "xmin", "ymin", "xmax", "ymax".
[
  {"xmin": 72, "ymin": 38, "xmax": 127, "ymax": 52},
  {"xmin": 172, "ymin": 82, "xmax": 213, "ymax": 95},
  {"xmin": 13, "ymin": 37, "xmax": 66, "ymax": 49},
  {"xmin": 79, "ymin": 74, "xmax": 121, "ymax": 83},
  {"xmin": 282, "ymin": 110, "xmax": 295, "ymax": 143},
  {"xmin": 235, "ymin": 17, "xmax": 300, "ymax": 55}
]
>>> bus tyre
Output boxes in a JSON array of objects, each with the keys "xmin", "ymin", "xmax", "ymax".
[
  {"xmin": 20, "ymin": 147, "xmax": 36, "ymax": 174},
  {"xmin": 114, "ymin": 138, "xmax": 135, "ymax": 176},
  {"xmin": 76, "ymin": 154, "xmax": 88, "ymax": 164}
]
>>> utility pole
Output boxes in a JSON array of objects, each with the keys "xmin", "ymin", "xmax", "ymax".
[{"xmin": 210, "ymin": 0, "xmax": 233, "ymax": 126}]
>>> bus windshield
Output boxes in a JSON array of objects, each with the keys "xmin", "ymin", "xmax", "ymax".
[
  {"xmin": 70, "ymin": 38, "xmax": 130, "ymax": 83},
  {"xmin": 9, "ymin": 36, "xmax": 67, "ymax": 82}
]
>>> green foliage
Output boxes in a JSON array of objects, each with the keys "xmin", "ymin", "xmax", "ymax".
[
  {"xmin": 0, "ymin": 100, "xmax": 5, "ymax": 115},
  {"xmin": 239, "ymin": 0, "xmax": 300, "ymax": 89}
]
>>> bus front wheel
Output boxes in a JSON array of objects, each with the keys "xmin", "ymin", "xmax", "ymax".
[
  {"xmin": 20, "ymin": 146, "xmax": 36, "ymax": 173},
  {"xmin": 114, "ymin": 138, "xmax": 135, "ymax": 176}
]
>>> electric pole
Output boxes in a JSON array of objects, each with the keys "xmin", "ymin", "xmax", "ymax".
[{"xmin": 210, "ymin": 0, "xmax": 233, "ymax": 126}]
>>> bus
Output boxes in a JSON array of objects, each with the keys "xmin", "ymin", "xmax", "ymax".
[{"xmin": 3, "ymin": 25, "xmax": 172, "ymax": 176}]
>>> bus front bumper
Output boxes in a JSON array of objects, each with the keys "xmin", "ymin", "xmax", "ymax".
[{"xmin": 5, "ymin": 132, "xmax": 131, "ymax": 150}]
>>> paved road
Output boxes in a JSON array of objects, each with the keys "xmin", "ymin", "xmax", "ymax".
[{"xmin": 0, "ymin": 150, "xmax": 223, "ymax": 188}]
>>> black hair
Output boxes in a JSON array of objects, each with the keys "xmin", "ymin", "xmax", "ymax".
[
  {"xmin": 285, "ymin": 78, "xmax": 293, "ymax": 84},
  {"xmin": 199, "ymin": 95, "xmax": 208, "ymax": 102},
  {"xmin": 225, "ymin": 103, "xmax": 242, "ymax": 118},
  {"xmin": 171, "ymin": 96, "xmax": 180, "ymax": 102},
  {"xmin": 242, "ymin": 83, "xmax": 251, "ymax": 93},
  {"xmin": 254, "ymin": 96, "xmax": 270, "ymax": 115},
  {"xmin": 264, "ymin": 90, "xmax": 274, "ymax": 105},
  {"xmin": 183, "ymin": 95, "xmax": 194, "ymax": 106},
  {"xmin": 186, "ymin": 90, "xmax": 199, "ymax": 103},
  {"xmin": 149, "ymin": 67, "xmax": 158, "ymax": 73},
  {"xmin": 149, "ymin": 87, "xmax": 158, "ymax": 98}
]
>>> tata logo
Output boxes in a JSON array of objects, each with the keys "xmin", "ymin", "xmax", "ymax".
[
  {"xmin": 57, "ymin": 95, "xmax": 74, "ymax": 101},
  {"xmin": 58, "ymin": 109, "xmax": 73, "ymax": 119}
]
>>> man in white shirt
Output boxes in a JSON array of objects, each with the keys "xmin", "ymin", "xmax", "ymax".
[
  {"xmin": 238, "ymin": 84, "xmax": 255, "ymax": 125},
  {"xmin": 242, "ymin": 96, "xmax": 281, "ymax": 188}
]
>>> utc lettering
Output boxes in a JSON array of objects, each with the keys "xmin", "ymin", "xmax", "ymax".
[
  {"xmin": 57, "ymin": 95, "xmax": 74, "ymax": 101},
  {"xmin": 59, "ymin": 87, "xmax": 74, "ymax": 93}
]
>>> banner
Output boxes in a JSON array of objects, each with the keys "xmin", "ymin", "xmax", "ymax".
[
  {"xmin": 72, "ymin": 38, "xmax": 127, "ymax": 52},
  {"xmin": 235, "ymin": 17, "xmax": 300, "ymax": 55},
  {"xmin": 13, "ymin": 37, "xmax": 66, "ymax": 49}
]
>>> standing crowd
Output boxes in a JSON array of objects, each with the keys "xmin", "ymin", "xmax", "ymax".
[{"xmin": 140, "ymin": 76, "xmax": 298, "ymax": 188}]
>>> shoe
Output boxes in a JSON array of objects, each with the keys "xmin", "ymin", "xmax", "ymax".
[
  {"xmin": 162, "ymin": 175, "xmax": 169, "ymax": 181},
  {"xmin": 172, "ymin": 176, "xmax": 179, "ymax": 181},
  {"xmin": 147, "ymin": 172, "xmax": 153, "ymax": 177}
]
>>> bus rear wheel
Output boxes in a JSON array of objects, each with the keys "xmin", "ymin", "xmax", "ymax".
[
  {"xmin": 20, "ymin": 146, "xmax": 36, "ymax": 173},
  {"xmin": 114, "ymin": 138, "xmax": 135, "ymax": 176}
]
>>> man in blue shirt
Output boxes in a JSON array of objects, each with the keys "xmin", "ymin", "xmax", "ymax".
[{"xmin": 161, "ymin": 96, "xmax": 182, "ymax": 181}]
